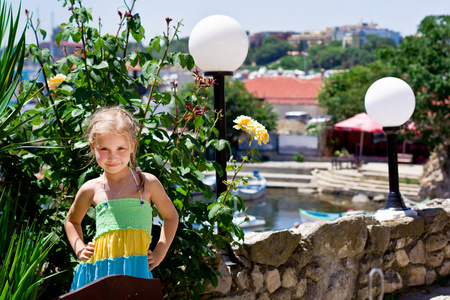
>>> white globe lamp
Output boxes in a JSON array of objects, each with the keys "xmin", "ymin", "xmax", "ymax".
[
  {"xmin": 189, "ymin": 15, "xmax": 248, "ymax": 73},
  {"xmin": 365, "ymin": 77, "xmax": 415, "ymax": 127},
  {"xmin": 364, "ymin": 77, "xmax": 417, "ymax": 221}
]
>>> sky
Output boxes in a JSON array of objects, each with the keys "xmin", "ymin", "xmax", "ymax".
[{"xmin": 9, "ymin": 0, "xmax": 450, "ymax": 43}]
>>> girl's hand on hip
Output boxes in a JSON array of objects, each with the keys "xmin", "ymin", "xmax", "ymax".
[
  {"xmin": 147, "ymin": 250, "xmax": 162, "ymax": 271},
  {"xmin": 78, "ymin": 242, "xmax": 95, "ymax": 260}
]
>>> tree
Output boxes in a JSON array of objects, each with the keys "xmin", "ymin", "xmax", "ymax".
[
  {"xmin": 379, "ymin": 15, "xmax": 450, "ymax": 198},
  {"xmin": 379, "ymin": 15, "xmax": 450, "ymax": 150},
  {"xmin": 253, "ymin": 35, "xmax": 294, "ymax": 65},
  {"xmin": 362, "ymin": 34, "xmax": 397, "ymax": 52},
  {"xmin": 179, "ymin": 79, "xmax": 278, "ymax": 148},
  {"xmin": 317, "ymin": 60, "xmax": 397, "ymax": 123}
]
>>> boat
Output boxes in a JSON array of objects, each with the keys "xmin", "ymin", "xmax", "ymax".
[
  {"xmin": 299, "ymin": 208, "xmax": 374, "ymax": 224},
  {"xmin": 235, "ymin": 170, "xmax": 267, "ymax": 200},
  {"xmin": 202, "ymin": 170, "xmax": 267, "ymax": 200},
  {"xmin": 233, "ymin": 211, "xmax": 267, "ymax": 232}
]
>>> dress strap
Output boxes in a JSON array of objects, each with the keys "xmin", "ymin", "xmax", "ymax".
[{"xmin": 131, "ymin": 169, "xmax": 144, "ymax": 202}]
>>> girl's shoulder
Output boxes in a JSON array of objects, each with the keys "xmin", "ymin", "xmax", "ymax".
[
  {"xmin": 78, "ymin": 176, "xmax": 102, "ymax": 194},
  {"xmin": 140, "ymin": 171, "xmax": 157, "ymax": 181},
  {"xmin": 139, "ymin": 171, "xmax": 162, "ymax": 188}
]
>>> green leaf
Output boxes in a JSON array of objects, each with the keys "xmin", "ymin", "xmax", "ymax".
[
  {"xmin": 104, "ymin": 37, "xmax": 119, "ymax": 53},
  {"xmin": 160, "ymin": 114, "xmax": 173, "ymax": 128},
  {"xmin": 213, "ymin": 139, "xmax": 227, "ymax": 151},
  {"xmin": 89, "ymin": 69, "xmax": 102, "ymax": 84},
  {"xmin": 55, "ymin": 30, "xmax": 63, "ymax": 46},
  {"xmin": 208, "ymin": 203, "xmax": 221, "ymax": 220},
  {"xmin": 184, "ymin": 53, "xmax": 195, "ymax": 70},
  {"xmin": 58, "ymin": 84, "xmax": 73, "ymax": 95},
  {"xmin": 93, "ymin": 61, "xmax": 109, "ymax": 70},
  {"xmin": 217, "ymin": 206, "xmax": 234, "ymax": 225},
  {"xmin": 39, "ymin": 29, "xmax": 47, "ymax": 40},
  {"xmin": 194, "ymin": 115, "xmax": 204, "ymax": 127}
]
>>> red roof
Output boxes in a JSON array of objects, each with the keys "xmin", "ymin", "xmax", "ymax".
[{"xmin": 243, "ymin": 76, "xmax": 323, "ymax": 105}]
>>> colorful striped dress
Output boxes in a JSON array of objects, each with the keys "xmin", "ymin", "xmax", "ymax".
[{"xmin": 70, "ymin": 198, "xmax": 153, "ymax": 291}]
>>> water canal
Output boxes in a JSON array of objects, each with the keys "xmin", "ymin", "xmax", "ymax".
[{"xmin": 243, "ymin": 188, "xmax": 385, "ymax": 231}]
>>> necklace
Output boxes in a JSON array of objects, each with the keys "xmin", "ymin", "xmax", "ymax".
[{"xmin": 103, "ymin": 168, "xmax": 132, "ymax": 200}]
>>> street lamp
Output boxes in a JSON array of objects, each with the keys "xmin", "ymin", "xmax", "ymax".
[
  {"xmin": 365, "ymin": 77, "xmax": 417, "ymax": 221},
  {"xmin": 189, "ymin": 15, "xmax": 249, "ymax": 199}
]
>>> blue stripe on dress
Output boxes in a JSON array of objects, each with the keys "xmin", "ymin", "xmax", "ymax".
[{"xmin": 70, "ymin": 255, "xmax": 153, "ymax": 291}]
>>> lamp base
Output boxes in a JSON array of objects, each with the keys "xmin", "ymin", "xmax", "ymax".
[{"xmin": 374, "ymin": 208, "xmax": 417, "ymax": 221}]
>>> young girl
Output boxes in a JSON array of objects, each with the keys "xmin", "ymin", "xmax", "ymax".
[{"xmin": 65, "ymin": 106, "xmax": 178, "ymax": 291}]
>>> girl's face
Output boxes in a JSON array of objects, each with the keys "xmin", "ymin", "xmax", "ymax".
[{"xmin": 90, "ymin": 133, "xmax": 135, "ymax": 174}]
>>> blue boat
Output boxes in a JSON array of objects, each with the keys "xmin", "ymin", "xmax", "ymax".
[
  {"xmin": 201, "ymin": 170, "xmax": 267, "ymax": 200},
  {"xmin": 235, "ymin": 170, "xmax": 267, "ymax": 200},
  {"xmin": 299, "ymin": 208, "xmax": 374, "ymax": 224}
]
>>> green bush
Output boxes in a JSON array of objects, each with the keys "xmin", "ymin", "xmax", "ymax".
[
  {"xmin": 0, "ymin": 0, "xmax": 267, "ymax": 298},
  {"xmin": 293, "ymin": 153, "xmax": 304, "ymax": 162}
]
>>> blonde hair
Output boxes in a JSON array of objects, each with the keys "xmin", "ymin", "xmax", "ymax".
[{"xmin": 86, "ymin": 106, "xmax": 144, "ymax": 190}]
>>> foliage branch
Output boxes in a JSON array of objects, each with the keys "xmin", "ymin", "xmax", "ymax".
[{"xmin": 0, "ymin": 0, "xmax": 270, "ymax": 298}]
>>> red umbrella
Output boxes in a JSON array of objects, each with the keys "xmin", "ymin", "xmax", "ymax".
[{"xmin": 334, "ymin": 113, "xmax": 384, "ymax": 159}]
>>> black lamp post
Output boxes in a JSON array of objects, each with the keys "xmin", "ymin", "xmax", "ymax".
[
  {"xmin": 189, "ymin": 15, "xmax": 249, "ymax": 199},
  {"xmin": 365, "ymin": 77, "xmax": 418, "ymax": 220}
]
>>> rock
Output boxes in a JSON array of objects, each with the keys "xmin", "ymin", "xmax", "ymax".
[
  {"xmin": 444, "ymin": 244, "xmax": 450, "ymax": 258},
  {"xmin": 236, "ymin": 271, "xmax": 249, "ymax": 290},
  {"xmin": 407, "ymin": 265, "xmax": 426, "ymax": 286},
  {"xmin": 425, "ymin": 233, "xmax": 448, "ymax": 252},
  {"xmin": 272, "ymin": 288, "xmax": 292, "ymax": 300},
  {"xmin": 281, "ymin": 267, "xmax": 297, "ymax": 288},
  {"xmin": 359, "ymin": 255, "xmax": 383, "ymax": 284},
  {"xmin": 396, "ymin": 237, "xmax": 414, "ymax": 250},
  {"xmin": 251, "ymin": 266, "xmax": 264, "ymax": 293},
  {"xmin": 292, "ymin": 278, "xmax": 307, "ymax": 299},
  {"xmin": 352, "ymin": 193, "xmax": 370, "ymax": 203},
  {"xmin": 265, "ymin": 269, "xmax": 281, "ymax": 294},
  {"xmin": 214, "ymin": 291, "xmax": 256, "ymax": 300},
  {"xmin": 309, "ymin": 216, "xmax": 369, "ymax": 258},
  {"xmin": 383, "ymin": 252, "xmax": 396, "ymax": 269},
  {"xmin": 395, "ymin": 249, "xmax": 410, "ymax": 267},
  {"xmin": 258, "ymin": 293, "xmax": 271, "ymax": 300},
  {"xmin": 323, "ymin": 270, "xmax": 351, "ymax": 300},
  {"xmin": 367, "ymin": 225, "xmax": 391, "ymax": 254},
  {"xmin": 427, "ymin": 250, "xmax": 444, "ymax": 268},
  {"xmin": 383, "ymin": 269, "xmax": 403, "ymax": 293},
  {"xmin": 305, "ymin": 262, "xmax": 323, "ymax": 282},
  {"xmin": 383, "ymin": 216, "xmax": 424, "ymax": 239},
  {"xmin": 419, "ymin": 144, "xmax": 450, "ymax": 199},
  {"xmin": 426, "ymin": 269, "xmax": 437, "ymax": 285},
  {"xmin": 204, "ymin": 259, "xmax": 232, "ymax": 295},
  {"xmin": 287, "ymin": 244, "xmax": 313, "ymax": 272},
  {"xmin": 239, "ymin": 230, "xmax": 301, "ymax": 267},
  {"xmin": 372, "ymin": 194, "xmax": 386, "ymax": 202},
  {"xmin": 438, "ymin": 260, "xmax": 450, "ymax": 276},
  {"xmin": 357, "ymin": 285, "xmax": 381, "ymax": 300},
  {"xmin": 408, "ymin": 240, "xmax": 427, "ymax": 264},
  {"xmin": 416, "ymin": 208, "xmax": 449, "ymax": 233}
]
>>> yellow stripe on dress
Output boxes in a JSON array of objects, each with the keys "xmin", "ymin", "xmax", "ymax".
[{"xmin": 87, "ymin": 228, "xmax": 151, "ymax": 264}]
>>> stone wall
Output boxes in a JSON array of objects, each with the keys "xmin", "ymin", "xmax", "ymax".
[{"xmin": 202, "ymin": 199, "xmax": 450, "ymax": 300}]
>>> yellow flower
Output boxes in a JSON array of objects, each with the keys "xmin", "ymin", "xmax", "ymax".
[
  {"xmin": 47, "ymin": 74, "xmax": 67, "ymax": 90},
  {"xmin": 255, "ymin": 127, "xmax": 269, "ymax": 145},
  {"xmin": 233, "ymin": 115, "xmax": 253, "ymax": 131},
  {"xmin": 233, "ymin": 115, "xmax": 269, "ymax": 145}
]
